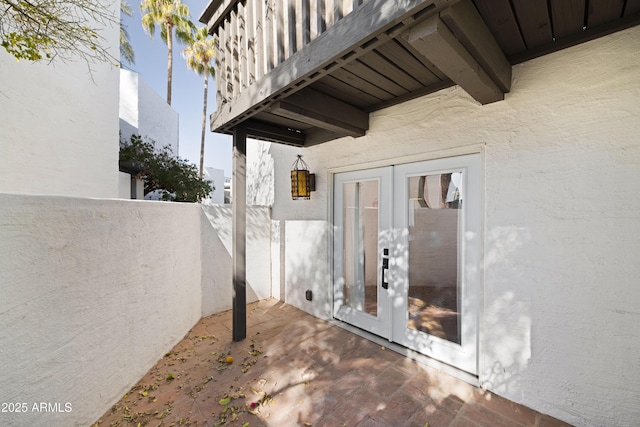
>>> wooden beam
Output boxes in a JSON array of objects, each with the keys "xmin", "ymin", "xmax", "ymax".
[
  {"xmin": 245, "ymin": 120, "xmax": 306, "ymax": 145},
  {"xmin": 270, "ymin": 101, "xmax": 366, "ymax": 137},
  {"xmin": 211, "ymin": 0, "xmax": 458, "ymax": 132},
  {"xmin": 268, "ymin": 88, "xmax": 368, "ymax": 137},
  {"xmin": 439, "ymin": 0, "xmax": 511, "ymax": 93},
  {"xmin": 304, "ymin": 127, "xmax": 343, "ymax": 146},
  {"xmin": 403, "ymin": 15, "xmax": 504, "ymax": 105},
  {"xmin": 232, "ymin": 125, "xmax": 247, "ymax": 342}
]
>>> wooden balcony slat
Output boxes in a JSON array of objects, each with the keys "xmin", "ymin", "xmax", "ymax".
[
  {"xmin": 276, "ymin": 0, "xmax": 285, "ymax": 65},
  {"xmin": 310, "ymin": 0, "xmax": 319, "ymax": 39},
  {"xmin": 265, "ymin": 0, "xmax": 275, "ymax": 72},
  {"xmin": 254, "ymin": 0, "xmax": 265, "ymax": 80},
  {"xmin": 285, "ymin": 0, "xmax": 294, "ymax": 57},
  {"xmin": 238, "ymin": 1, "xmax": 248, "ymax": 90},
  {"xmin": 301, "ymin": 0, "xmax": 311, "ymax": 46},
  {"xmin": 325, "ymin": 0, "xmax": 334, "ymax": 28},
  {"xmin": 213, "ymin": 28, "xmax": 224, "ymax": 106},
  {"xmin": 246, "ymin": 0, "xmax": 256, "ymax": 85},
  {"xmin": 231, "ymin": 8, "xmax": 240, "ymax": 92},
  {"xmin": 224, "ymin": 16, "xmax": 233, "ymax": 99},
  {"xmin": 334, "ymin": 0, "xmax": 344, "ymax": 20}
]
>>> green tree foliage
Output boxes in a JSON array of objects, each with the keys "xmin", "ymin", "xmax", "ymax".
[
  {"xmin": 120, "ymin": 134, "xmax": 213, "ymax": 203},
  {"xmin": 140, "ymin": 0, "xmax": 194, "ymax": 105},
  {"xmin": 0, "ymin": 0, "xmax": 117, "ymax": 65},
  {"xmin": 120, "ymin": 0, "xmax": 135, "ymax": 65},
  {"xmin": 183, "ymin": 25, "xmax": 215, "ymax": 178}
]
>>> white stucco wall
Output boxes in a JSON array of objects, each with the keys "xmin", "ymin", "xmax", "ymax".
[
  {"xmin": 260, "ymin": 26, "xmax": 640, "ymax": 426},
  {"xmin": 200, "ymin": 205, "xmax": 273, "ymax": 316},
  {"xmin": 0, "ymin": 3, "xmax": 120, "ymax": 198},
  {"xmin": 119, "ymin": 69, "xmax": 179, "ymax": 154},
  {"xmin": 0, "ymin": 195, "xmax": 203, "ymax": 427}
]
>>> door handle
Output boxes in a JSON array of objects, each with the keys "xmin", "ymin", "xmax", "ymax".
[{"xmin": 381, "ymin": 249, "xmax": 389, "ymax": 289}]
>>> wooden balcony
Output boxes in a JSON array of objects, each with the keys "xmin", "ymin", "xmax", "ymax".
[{"xmin": 200, "ymin": 0, "xmax": 640, "ymax": 146}]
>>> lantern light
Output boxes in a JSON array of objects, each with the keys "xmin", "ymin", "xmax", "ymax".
[{"xmin": 291, "ymin": 155, "xmax": 315, "ymax": 200}]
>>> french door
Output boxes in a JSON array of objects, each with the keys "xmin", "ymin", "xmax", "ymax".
[{"xmin": 333, "ymin": 155, "xmax": 481, "ymax": 375}]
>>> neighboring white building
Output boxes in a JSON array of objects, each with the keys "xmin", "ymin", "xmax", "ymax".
[
  {"xmin": 0, "ymin": 7, "xmax": 120, "ymax": 199},
  {"xmin": 118, "ymin": 69, "xmax": 180, "ymax": 199},
  {"xmin": 202, "ymin": 167, "xmax": 226, "ymax": 204},
  {"xmin": 119, "ymin": 69, "xmax": 179, "ymax": 154}
]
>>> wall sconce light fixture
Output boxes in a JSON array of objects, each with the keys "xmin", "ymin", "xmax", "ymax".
[{"xmin": 291, "ymin": 155, "xmax": 315, "ymax": 200}]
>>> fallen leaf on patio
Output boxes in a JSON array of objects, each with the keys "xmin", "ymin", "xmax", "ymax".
[
  {"xmin": 219, "ymin": 396, "xmax": 232, "ymax": 405},
  {"xmin": 304, "ymin": 423, "xmax": 312, "ymax": 426},
  {"xmin": 242, "ymin": 423, "xmax": 250, "ymax": 427}
]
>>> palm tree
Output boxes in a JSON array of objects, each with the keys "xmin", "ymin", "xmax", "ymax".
[
  {"xmin": 140, "ymin": 0, "xmax": 194, "ymax": 105},
  {"xmin": 183, "ymin": 26, "xmax": 215, "ymax": 178},
  {"xmin": 120, "ymin": 0, "xmax": 135, "ymax": 65}
]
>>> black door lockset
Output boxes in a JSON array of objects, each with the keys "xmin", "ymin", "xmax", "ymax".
[{"xmin": 381, "ymin": 248, "xmax": 389, "ymax": 289}]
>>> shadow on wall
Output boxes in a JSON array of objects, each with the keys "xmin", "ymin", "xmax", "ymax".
[
  {"xmin": 481, "ymin": 225, "xmax": 532, "ymax": 401},
  {"xmin": 284, "ymin": 220, "xmax": 332, "ymax": 320},
  {"xmin": 200, "ymin": 205, "xmax": 272, "ymax": 317}
]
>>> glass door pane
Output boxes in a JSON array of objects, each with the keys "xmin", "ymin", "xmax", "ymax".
[
  {"xmin": 343, "ymin": 181, "xmax": 379, "ymax": 316},
  {"xmin": 407, "ymin": 173, "xmax": 462, "ymax": 344}
]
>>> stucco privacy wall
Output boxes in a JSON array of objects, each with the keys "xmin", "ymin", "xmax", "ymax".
[
  {"xmin": 200, "ymin": 205, "xmax": 273, "ymax": 316},
  {"xmin": 261, "ymin": 26, "xmax": 640, "ymax": 426},
  {"xmin": 0, "ymin": 195, "xmax": 202, "ymax": 427},
  {"xmin": 0, "ymin": 3, "xmax": 120, "ymax": 198}
]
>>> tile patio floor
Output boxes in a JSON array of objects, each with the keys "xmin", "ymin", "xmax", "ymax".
[{"xmin": 93, "ymin": 298, "xmax": 571, "ymax": 427}]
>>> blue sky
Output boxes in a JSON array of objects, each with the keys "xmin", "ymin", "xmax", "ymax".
[{"xmin": 121, "ymin": 0, "xmax": 232, "ymax": 177}]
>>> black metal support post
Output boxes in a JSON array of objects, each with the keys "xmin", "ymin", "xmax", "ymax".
[{"xmin": 232, "ymin": 125, "xmax": 247, "ymax": 341}]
